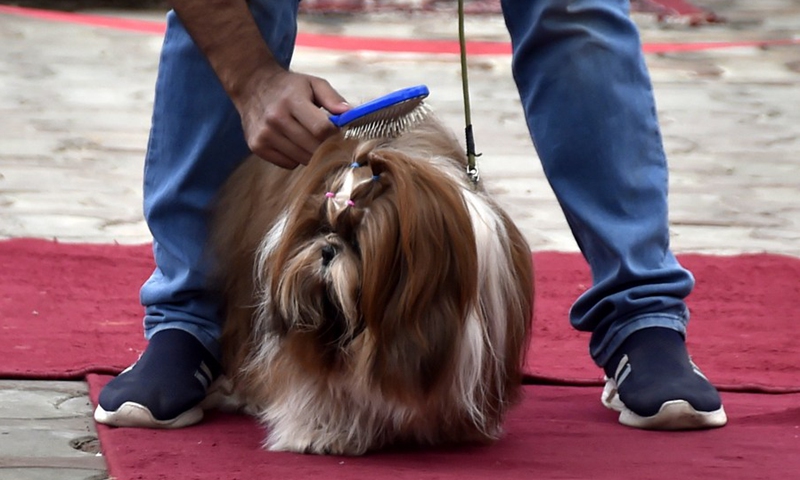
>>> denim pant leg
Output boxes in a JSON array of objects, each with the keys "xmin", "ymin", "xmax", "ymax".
[
  {"xmin": 500, "ymin": 0, "xmax": 695, "ymax": 367},
  {"xmin": 140, "ymin": 1, "xmax": 299, "ymax": 361}
]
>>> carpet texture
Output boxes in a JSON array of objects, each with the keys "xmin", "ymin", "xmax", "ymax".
[
  {"xmin": 3, "ymin": 238, "xmax": 798, "ymax": 392},
  {"xmin": 3, "ymin": 238, "xmax": 798, "ymax": 479},
  {"xmin": 87, "ymin": 375, "xmax": 800, "ymax": 480},
  {"xmin": 525, "ymin": 252, "xmax": 800, "ymax": 392},
  {"xmin": 1, "ymin": 239, "xmax": 151, "ymax": 378}
]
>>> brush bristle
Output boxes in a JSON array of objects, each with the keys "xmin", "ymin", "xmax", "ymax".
[{"xmin": 343, "ymin": 100, "xmax": 431, "ymax": 140}]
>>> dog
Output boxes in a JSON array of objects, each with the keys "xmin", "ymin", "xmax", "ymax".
[{"xmin": 209, "ymin": 114, "xmax": 534, "ymax": 455}]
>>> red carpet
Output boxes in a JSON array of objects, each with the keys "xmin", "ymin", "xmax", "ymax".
[
  {"xmin": 1, "ymin": 239, "xmax": 151, "ymax": 379},
  {"xmin": 88, "ymin": 375, "xmax": 800, "ymax": 480},
  {"xmin": 525, "ymin": 252, "xmax": 800, "ymax": 393},
  {"xmin": 3, "ymin": 238, "xmax": 799, "ymax": 392},
  {"xmin": 2, "ymin": 238, "xmax": 799, "ymax": 479}
]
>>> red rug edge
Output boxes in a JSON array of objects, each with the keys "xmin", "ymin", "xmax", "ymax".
[
  {"xmin": 85, "ymin": 374, "xmax": 800, "ymax": 480},
  {"xmin": 1, "ymin": 366, "xmax": 125, "ymax": 381},
  {"xmin": 0, "ymin": 236, "xmax": 153, "ymax": 249},
  {"xmin": 5, "ymin": 237, "xmax": 798, "ymax": 260},
  {"xmin": 11, "ymin": 371, "xmax": 799, "ymax": 396},
  {"xmin": 4, "ymin": 237, "xmax": 800, "ymax": 395},
  {"xmin": 87, "ymin": 374, "xmax": 125, "ymax": 480}
]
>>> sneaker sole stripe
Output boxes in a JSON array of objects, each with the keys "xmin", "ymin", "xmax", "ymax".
[
  {"xmin": 199, "ymin": 361, "xmax": 213, "ymax": 383},
  {"xmin": 601, "ymin": 377, "xmax": 728, "ymax": 430},
  {"xmin": 618, "ymin": 400, "xmax": 728, "ymax": 430},
  {"xmin": 194, "ymin": 370, "xmax": 210, "ymax": 390},
  {"xmin": 616, "ymin": 363, "xmax": 632, "ymax": 388},
  {"xmin": 690, "ymin": 360, "xmax": 710, "ymax": 382},
  {"xmin": 94, "ymin": 401, "xmax": 204, "ymax": 429}
]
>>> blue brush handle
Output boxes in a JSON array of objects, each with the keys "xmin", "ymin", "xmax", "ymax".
[{"xmin": 329, "ymin": 85, "xmax": 429, "ymax": 128}]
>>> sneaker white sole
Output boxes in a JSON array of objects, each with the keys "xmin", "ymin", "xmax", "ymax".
[
  {"xmin": 601, "ymin": 377, "xmax": 728, "ymax": 430},
  {"xmin": 94, "ymin": 401, "xmax": 203, "ymax": 429}
]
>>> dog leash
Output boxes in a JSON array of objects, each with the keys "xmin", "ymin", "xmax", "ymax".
[{"xmin": 458, "ymin": 0, "xmax": 481, "ymax": 186}]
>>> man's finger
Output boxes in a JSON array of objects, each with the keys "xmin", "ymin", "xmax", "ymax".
[
  {"xmin": 277, "ymin": 115, "xmax": 322, "ymax": 156},
  {"xmin": 293, "ymin": 100, "xmax": 340, "ymax": 142},
  {"xmin": 309, "ymin": 77, "xmax": 350, "ymax": 115}
]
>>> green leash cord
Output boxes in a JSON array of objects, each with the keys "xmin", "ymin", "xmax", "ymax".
[{"xmin": 458, "ymin": 0, "xmax": 480, "ymax": 186}]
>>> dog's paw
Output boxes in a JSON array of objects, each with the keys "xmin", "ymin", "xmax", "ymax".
[
  {"xmin": 199, "ymin": 377, "xmax": 259, "ymax": 414},
  {"xmin": 267, "ymin": 433, "xmax": 368, "ymax": 456}
]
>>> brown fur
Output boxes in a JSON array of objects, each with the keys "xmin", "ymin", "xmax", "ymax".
[{"xmin": 210, "ymin": 116, "xmax": 534, "ymax": 455}]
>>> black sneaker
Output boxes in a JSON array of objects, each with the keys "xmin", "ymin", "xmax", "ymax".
[
  {"xmin": 601, "ymin": 327, "xmax": 727, "ymax": 430},
  {"xmin": 94, "ymin": 329, "xmax": 220, "ymax": 429}
]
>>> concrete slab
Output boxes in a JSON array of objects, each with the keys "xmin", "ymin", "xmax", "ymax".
[{"xmin": 0, "ymin": 381, "xmax": 105, "ymax": 479}]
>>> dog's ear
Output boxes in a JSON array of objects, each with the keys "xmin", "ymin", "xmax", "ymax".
[{"xmin": 358, "ymin": 150, "xmax": 479, "ymax": 404}]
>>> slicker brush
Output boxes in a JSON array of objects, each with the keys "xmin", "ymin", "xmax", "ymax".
[{"xmin": 329, "ymin": 85, "xmax": 431, "ymax": 140}]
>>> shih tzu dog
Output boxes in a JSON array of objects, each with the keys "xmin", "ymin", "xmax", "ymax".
[{"xmin": 209, "ymin": 114, "xmax": 533, "ymax": 455}]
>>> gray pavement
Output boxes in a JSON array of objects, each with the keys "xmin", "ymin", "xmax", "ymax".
[{"xmin": 1, "ymin": 1, "xmax": 799, "ymax": 478}]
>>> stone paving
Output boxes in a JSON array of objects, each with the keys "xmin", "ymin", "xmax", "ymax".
[{"xmin": 0, "ymin": 1, "xmax": 798, "ymax": 478}]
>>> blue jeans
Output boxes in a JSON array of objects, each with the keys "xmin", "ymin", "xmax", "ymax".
[
  {"xmin": 139, "ymin": 1, "xmax": 299, "ymax": 360},
  {"xmin": 501, "ymin": 0, "xmax": 694, "ymax": 366},
  {"xmin": 140, "ymin": 0, "xmax": 694, "ymax": 367}
]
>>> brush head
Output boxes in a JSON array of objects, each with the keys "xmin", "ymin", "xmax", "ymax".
[
  {"xmin": 343, "ymin": 101, "xmax": 431, "ymax": 140},
  {"xmin": 330, "ymin": 85, "xmax": 431, "ymax": 140}
]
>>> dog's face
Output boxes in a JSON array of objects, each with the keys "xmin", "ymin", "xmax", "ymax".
[{"xmin": 254, "ymin": 129, "xmax": 483, "ymax": 403}]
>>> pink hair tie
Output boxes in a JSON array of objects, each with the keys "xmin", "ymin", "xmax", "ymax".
[
  {"xmin": 325, "ymin": 192, "xmax": 335, "ymax": 198},
  {"xmin": 347, "ymin": 200, "xmax": 355, "ymax": 207}
]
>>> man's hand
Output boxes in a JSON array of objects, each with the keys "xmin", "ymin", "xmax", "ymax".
[
  {"xmin": 236, "ymin": 70, "xmax": 350, "ymax": 169},
  {"xmin": 167, "ymin": 0, "xmax": 350, "ymax": 169}
]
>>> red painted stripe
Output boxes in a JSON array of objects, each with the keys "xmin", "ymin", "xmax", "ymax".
[
  {"xmin": 1, "ymin": 5, "xmax": 798, "ymax": 55},
  {"xmin": 296, "ymin": 32, "xmax": 511, "ymax": 55},
  {"xmin": 643, "ymin": 38, "xmax": 800, "ymax": 53},
  {"xmin": 645, "ymin": 0, "xmax": 705, "ymax": 15},
  {"xmin": 0, "ymin": 5, "xmax": 167, "ymax": 34}
]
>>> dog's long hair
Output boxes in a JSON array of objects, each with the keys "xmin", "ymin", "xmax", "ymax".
[{"xmin": 210, "ymin": 116, "xmax": 533, "ymax": 455}]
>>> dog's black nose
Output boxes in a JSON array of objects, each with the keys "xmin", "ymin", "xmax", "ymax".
[{"xmin": 321, "ymin": 244, "xmax": 337, "ymax": 266}]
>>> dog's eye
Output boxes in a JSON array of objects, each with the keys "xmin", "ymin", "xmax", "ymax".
[{"xmin": 321, "ymin": 244, "xmax": 337, "ymax": 266}]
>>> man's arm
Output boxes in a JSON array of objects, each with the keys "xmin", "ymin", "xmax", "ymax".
[{"xmin": 168, "ymin": 0, "xmax": 350, "ymax": 168}]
